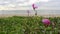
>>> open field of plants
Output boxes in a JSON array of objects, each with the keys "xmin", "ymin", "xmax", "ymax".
[{"xmin": 0, "ymin": 16, "xmax": 60, "ymax": 34}]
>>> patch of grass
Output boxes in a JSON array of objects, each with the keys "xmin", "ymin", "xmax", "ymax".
[{"xmin": 0, "ymin": 16, "xmax": 60, "ymax": 34}]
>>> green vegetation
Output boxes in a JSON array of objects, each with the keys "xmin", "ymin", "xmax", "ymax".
[{"xmin": 0, "ymin": 16, "xmax": 60, "ymax": 34}]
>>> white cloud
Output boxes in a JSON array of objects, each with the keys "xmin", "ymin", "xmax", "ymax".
[
  {"xmin": 0, "ymin": 0, "xmax": 60, "ymax": 10},
  {"xmin": 17, "ymin": 0, "xmax": 49, "ymax": 6},
  {"xmin": 7, "ymin": 4, "xmax": 16, "ymax": 7},
  {"xmin": 4, "ymin": 1, "xmax": 9, "ymax": 3},
  {"xmin": 0, "ymin": 0, "xmax": 49, "ymax": 6},
  {"xmin": 17, "ymin": 0, "xmax": 39, "ymax": 6},
  {"xmin": 40, "ymin": 0, "xmax": 49, "ymax": 2}
]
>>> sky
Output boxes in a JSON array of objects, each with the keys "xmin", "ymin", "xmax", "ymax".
[{"xmin": 0, "ymin": 0, "xmax": 60, "ymax": 10}]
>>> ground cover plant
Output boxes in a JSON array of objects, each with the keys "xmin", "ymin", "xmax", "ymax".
[{"xmin": 0, "ymin": 16, "xmax": 60, "ymax": 34}]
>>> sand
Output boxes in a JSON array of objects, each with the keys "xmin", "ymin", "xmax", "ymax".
[{"xmin": 0, "ymin": 14, "xmax": 60, "ymax": 17}]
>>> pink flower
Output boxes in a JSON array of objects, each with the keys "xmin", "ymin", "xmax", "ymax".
[
  {"xmin": 32, "ymin": 4, "xmax": 38, "ymax": 10},
  {"xmin": 42, "ymin": 19, "xmax": 50, "ymax": 26}
]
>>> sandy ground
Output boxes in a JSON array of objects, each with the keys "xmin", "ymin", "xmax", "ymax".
[{"xmin": 0, "ymin": 14, "xmax": 60, "ymax": 17}]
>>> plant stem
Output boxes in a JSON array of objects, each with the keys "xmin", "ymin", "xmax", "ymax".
[
  {"xmin": 34, "ymin": 9, "xmax": 37, "ymax": 16},
  {"xmin": 44, "ymin": 27, "xmax": 46, "ymax": 34}
]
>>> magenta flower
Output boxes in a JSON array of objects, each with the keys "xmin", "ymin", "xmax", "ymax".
[
  {"xmin": 42, "ymin": 19, "xmax": 50, "ymax": 27},
  {"xmin": 32, "ymin": 4, "xmax": 38, "ymax": 16},
  {"xmin": 32, "ymin": 4, "xmax": 38, "ymax": 10}
]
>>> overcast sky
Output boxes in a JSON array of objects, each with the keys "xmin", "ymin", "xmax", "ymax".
[{"xmin": 0, "ymin": 0, "xmax": 60, "ymax": 10}]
